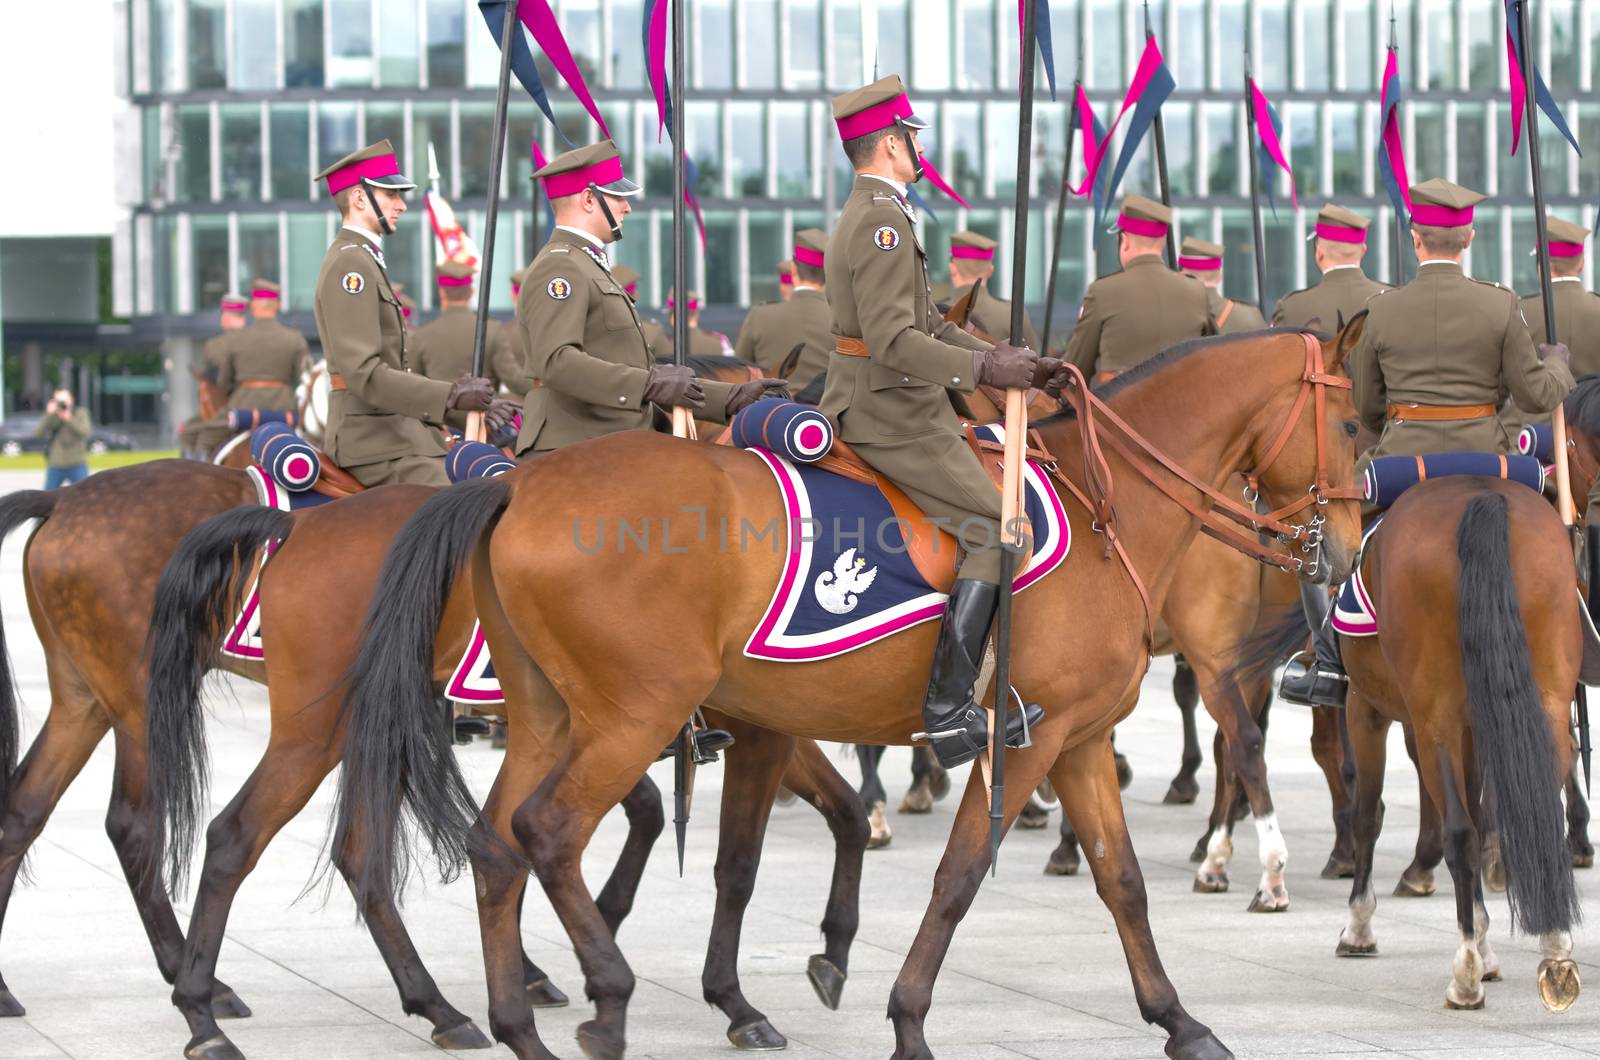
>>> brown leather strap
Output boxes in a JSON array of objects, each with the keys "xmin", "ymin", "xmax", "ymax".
[
  {"xmin": 329, "ymin": 373, "xmax": 347, "ymax": 391},
  {"xmin": 834, "ymin": 337, "xmax": 869, "ymax": 358},
  {"xmin": 1095, "ymin": 371, "xmax": 1118, "ymax": 384},
  {"xmin": 1385, "ymin": 401, "xmax": 1495, "ymax": 422},
  {"xmin": 237, "ymin": 379, "xmax": 288, "ymax": 389},
  {"xmin": 1217, "ymin": 300, "xmax": 1235, "ymax": 329}
]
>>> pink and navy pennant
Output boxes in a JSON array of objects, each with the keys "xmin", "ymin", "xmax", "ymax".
[
  {"xmin": 478, "ymin": 0, "xmax": 610, "ymax": 145},
  {"xmin": 644, "ymin": 0, "xmax": 672, "ymax": 141},
  {"xmin": 683, "ymin": 156, "xmax": 708, "ymax": 250},
  {"xmin": 1098, "ymin": 36, "xmax": 1175, "ymax": 223},
  {"xmin": 1070, "ymin": 82, "xmax": 1114, "ymax": 222},
  {"xmin": 1019, "ymin": 0, "xmax": 1058, "ymax": 101},
  {"xmin": 1249, "ymin": 78, "xmax": 1297, "ymax": 214},
  {"xmin": 1377, "ymin": 45, "xmax": 1411, "ymax": 218},
  {"xmin": 1504, "ymin": 0, "xmax": 1579, "ymax": 158}
]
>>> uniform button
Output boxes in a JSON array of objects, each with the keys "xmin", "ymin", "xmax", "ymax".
[
  {"xmin": 952, "ymin": 376, "xmax": 961, "ymax": 384},
  {"xmin": 901, "ymin": 376, "xmax": 910, "ymax": 383},
  {"xmin": 619, "ymin": 395, "xmax": 627, "ymax": 403}
]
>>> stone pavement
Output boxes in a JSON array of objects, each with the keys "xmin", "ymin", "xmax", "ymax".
[{"xmin": 0, "ymin": 469, "xmax": 1597, "ymax": 1059}]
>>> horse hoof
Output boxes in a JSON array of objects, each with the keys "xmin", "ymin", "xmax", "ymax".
[
  {"xmin": 1016, "ymin": 802, "xmax": 1049, "ymax": 829},
  {"xmin": 1193, "ymin": 873, "xmax": 1229, "ymax": 894},
  {"xmin": 1335, "ymin": 939, "xmax": 1378, "ymax": 958},
  {"xmin": 1539, "ymin": 958, "xmax": 1582, "ymax": 1013},
  {"xmin": 1445, "ymin": 988, "xmax": 1486, "ymax": 1010},
  {"xmin": 867, "ymin": 802, "xmax": 892, "ymax": 849},
  {"xmin": 898, "ymin": 785, "xmax": 933, "ymax": 815},
  {"xmin": 1247, "ymin": 890, "xmax": 1289, "ymax": 914},
  {"xmin": 1114, "ymin": 753, "xmax": 1133, "ymax": 791},
  {"xmin": 0, "ymin": 988, "xmax": 24, "ymax": 1017},
  {"xmin": 807, "ymin": 954, "xmax": 846, "ymax": 1011},
  {"xmin": 1163, "ymin": 779, "xmax": 1199, "ymax": 805},
  {"xmin": 1044, "ymin": 849, "xmax": 1080, "ymax": 876},
  {"xmin": 1167, "ymin": 1028, "xmax": 1235, "ymax": 1060},
  {"xmin": 928, "ymin": 767, "xmax": 950, "ymax": 801},
  {"xmin": 1393, "ymin": 874, "xmax": 1436, "ymax": 899},
  {"xmin": 185, "ymin": 1034, "xmax": 247, "ymax": 1060},
  {"xmin": 1320, "ymin": 856, "xmax": 1356, "ymax": 880},
  {"xmin": 432, "ymin": 1018, "xmax": 493, "ymax": 1050},
  {"xmin": 576, "ymin": 1020, "xmax": 626, "ymax": 1060},
  {"xmin": 210, "ymin": 987, "xmax": 252, "ymax": 1020},
  {"xmin": 1481, "ymin": 967, "xmax": 1502, "ymax": 983},
  {"xmin": 1572, "ymin": 847, "xmax": 1595, "ymax": 869},
  {"xmin": 525, "ymin": 976, "xmax": 570, "ymax": 1008},
  {"xmin": 728, "ymin": 1018, "xmax": 788, "ymax": 1051}
]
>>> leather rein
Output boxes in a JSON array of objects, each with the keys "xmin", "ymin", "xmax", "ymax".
[{"xmin": 1032, "ymin": 332, "xmax": 1361, "ymax": 639}]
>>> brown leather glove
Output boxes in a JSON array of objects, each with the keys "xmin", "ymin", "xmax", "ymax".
[
  {"xmin": 643, "ymin": 363, "xmax": 706, "ymax": 410},
  {"xmin": 1540, "ymin": 342, "xmax": 1571, "ymax": 366},
  {"xmin": 484, "ymin": 396, "xmax": 521, "ymax": 434},
  {"xmin": 1031, "ymin": 356, "xmax": 1070, "ymax": 398},
  {"xmin": 726, "ymin": 378, "xmax": 792, "ymax": 417},
  {"xmin": 445, "ymin": 374, "xmax": 495, "ymax": 413},
  {"xmin": 973, "ymin": 341, "xmax": 1039, "ymax": 390}
]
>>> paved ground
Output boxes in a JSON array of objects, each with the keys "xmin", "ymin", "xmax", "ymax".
[{"xmin": 0, "ymin": 469, "xmax": 1598, "ymax": 1059}]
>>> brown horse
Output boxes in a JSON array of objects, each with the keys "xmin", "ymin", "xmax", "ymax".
[
  {"xmin": 145, "ymin": 483, "xmax": 868, "ymax": 1060},
  {"xmin": 329, "ymin": 329, "xmax": 1365, "ymax": 1060}
]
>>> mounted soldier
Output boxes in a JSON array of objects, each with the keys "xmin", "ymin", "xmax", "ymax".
[
  {"xmin": 312, "ymin": 140, "xmax": 513, "ymax": 486},
  {"xmin": 822, "ymin": 74, "xmax": 1065, "ymax": 767},
  {"xmin": 1272, "ymin": 203, "xmax": 1388, "ymax": 331},
  {"xmin": 1279, "ymin": 178, "xmax": 1575, "ymax": 708},
  {"xmin": 659, "ymin": 291, "xmax": 730, "ymax": 359},
  {"xmin": 734, "ymin": 228, "xmax": 834, "ymax": 387},
  {"xmin": 216, "ymin": 280, "xmax": 310, "ymax": 414},
  {"xmin": 412, "ymin": 260, "xmax": 529, "ymax": 396},
  {"xmin": 514, "ymin": 140, "xmax": 782, "ymax": 458},
  {"xmin": 181, "ymin": 293, "xmax": 247, "ymax": 458},
  {"xmin": 1177, "ymin": 237, "xmax": 1266, "ymax": 334},
  {"xmin": 1064, "ymin": 195, "xmax": 1215, "ymax": 382},
  {"xmin": 946, "ymin": 231, "xmax": 1041, "ymax": 349}
]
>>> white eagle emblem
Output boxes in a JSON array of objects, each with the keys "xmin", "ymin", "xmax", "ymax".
[{"xmin": 814, "ymin": 548, "xmax": 879, "ymax": 615}]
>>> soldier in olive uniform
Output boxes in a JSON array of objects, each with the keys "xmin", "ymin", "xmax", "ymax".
[
  {"xmin": 217, "ymin": 280, "xmax": 311, "ymax": 413},
  {"xmin": 1064, "ymin": 196, "xmax": 1216, "ymax": 381},
  {"xmin": 946, "ymin": 231, "xmax": 1042, "ymax": 349},
  {"xmin": 734, "ymin": 228, "xmax": 835, "ymax": 387},
  {"xmin": 515, "ymin": 141, "xmax": 783, "ymax": 457},
  {"xmin": 183, "ymin": 294, "xmax": 247, "ymax": 458},
  {"xmin": 1280, "ymin": 178, "xmax": 1575, "ymax": 708},
  {"xmin": 498, "ymin": 265, "xmax": 538, "ymax": 394},
  {"xmin": 412, "ymin": 260, "xmax": 530, "ymax": 395},
  {"xmin": 824, "ymin": 76, "xmax": 1065, "ymax": 766},
  {"xmin": 312, "ymin": 140, "xmax": 512, "ymax": 487},
  {"xmin": 1272, "ymin": 203, "xmax": 1388, "ymax": 331},
  {"xmin": 778, "ymin": 259, "xmax": 795, "ymax": 301},
  {"xmin": 659, "ymin": 292, "xmax": 730, "ymax": 359},
  {"xmin": 1178, "ymin": 237, "xmax": 1267, "ymax": 333}
]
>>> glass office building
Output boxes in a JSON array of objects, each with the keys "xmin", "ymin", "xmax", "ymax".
[{"xmin": 118, "ymin": 0, "xmax": 1600, "ymax": 348}]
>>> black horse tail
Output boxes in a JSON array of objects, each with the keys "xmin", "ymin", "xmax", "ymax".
[
  {"xmin": 332, "ymin": 476, "xmax": 512, "ymax": 914},
  {"xmin": 1457, "ymin": 492, "xmax": 1581, "ymax": 937},
  {"xmin": 0, "ymin": 490, "xmax": 58, "ymax": 814},
  {"xmin": 1222, "ymin": 589, "xmax": 1314, "ymax": 696},
  {"xmin": 146, "ymin": 504, "xmax": 294, "ymax": 894}
]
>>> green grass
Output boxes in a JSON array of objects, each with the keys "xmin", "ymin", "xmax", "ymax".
[{"xmin": 0, "ymin": 450, "xmax": 179, "ymax": 472}]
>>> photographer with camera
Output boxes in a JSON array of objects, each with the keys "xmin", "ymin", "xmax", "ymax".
[{"xmin": 34, "ymin": 388, "xmax": 93, "ymax": 489}]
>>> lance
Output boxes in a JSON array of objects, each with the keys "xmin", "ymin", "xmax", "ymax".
[
  {"xmin": 1388, "ymin": 11, "xmax": 1408, "ymax": 285},
  {"xmin": 1242, "ymin": 53, "xmax": 1269, "ymax": 317},
  {"xmin": 1039, "ymin": 63, "xmax": 1083, "ymax": 356},
  {"xmin": 668, "ymin": 0, "xmax": 694, "ymax": 874},
  {"xmin": 987, "ymin": 0, "xmax": 1041, "ymax": 875},
  {"xmin": 530, "ymin": 136, "xmax": 542, "ymax": 253},
  {"xmin": 465, "ymin": 0, "xmax": 519, "ymax": 444},
  {"xmin": 1144, "ymin": 1, "xmax": 1176, "ymax": 266}
]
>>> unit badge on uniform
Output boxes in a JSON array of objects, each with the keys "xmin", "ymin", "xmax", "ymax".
[
  {"xmin": 341, "ymin": 272, "xmax": 365, "ymax": 295},
  {"xmin": 547, "ymin": 277, "xmax": 572, "ymax": 300},
  {"xmin": 873, "ymin": 226, "xmax": 900, "ymax": 251}
]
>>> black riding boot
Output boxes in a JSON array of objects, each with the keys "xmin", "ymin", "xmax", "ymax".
[
  {"xmin": 1278, "ymin": 580, "xmax": 1348, "ymax": 707},
  {"xmin": 916, "ymin": 579, "xmax": 1045, "ymax": 768},
  {"xmin": 1587, "ymin": 526, "xmax": 1600, "ymax": 632}
]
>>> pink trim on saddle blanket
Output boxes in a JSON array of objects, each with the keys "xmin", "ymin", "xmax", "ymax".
[{"xmin": 221, "ymin": 468, "xmax": 290, "ymax": 660}]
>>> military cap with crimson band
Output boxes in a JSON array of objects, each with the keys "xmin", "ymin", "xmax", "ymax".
[
  {"xmin": 613, "ymin": 264, "xmax": 640, "ymax": 296},
  {"xmin": 316, "ymin": 140, "xmax": 416, "ymax": 196},
  {"xmin": 831, "ymin": 74, "xmax": 929, "ymax": 140},
  {"xmin": 1178, "ymin": 236, "xmax": 1224, "ymax": 272},
  {"xmin": 220, "ymin": 293, "xmax": 248, "ymax": 312},
  {"xmin": 436, "ymin": 260, "xmax": 476, "ymax": 289},
  {"xmin": 250, "ymin": 278, "xmax": 281, "ymax": 300},
  {"xmin": 950, "ymin": 231, "xmax": 997, "ymax": 261},
  {"xmin": 778, "ymin": 261, "xmax": 795, "ymax": 286},
  {"xmin": 666, "ymin": 292, "xmax": 700, "ymax": 312},
  {"xmin": 532, "ymin": 140, "xmax": 641, "ymax": 199},
  {"xmin": 1542, "ymin": 215, "xmax": 1590, "ymax": 258},
  {"xmin": 1309, "ymin": 202, "xmax": 1371, "ymax": 244},
  {"xmin": 1408, "ymin": 178, "xmax": 1484, "ymax": 228},
  {"xmin": 794, "ymin": 229, "xmax": 828, "ymax": 268},
  {"xmin": 1110, "ymin": 194, "xmax": 1172, "ymax": 237}
]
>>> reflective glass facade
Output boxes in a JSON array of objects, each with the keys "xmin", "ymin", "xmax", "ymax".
[{"xmin": 120, "ymin": 0, "xmax": 1600, "ymax": 335}]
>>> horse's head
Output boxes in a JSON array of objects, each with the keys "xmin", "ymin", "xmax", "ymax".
[
  {"xmin": 1242, "ymin": 319, "xmax": 1365, "ymax": 585},
  {"xmin": 1564, "ymin": 374, "xmax": 1600, "ymax": 522}
]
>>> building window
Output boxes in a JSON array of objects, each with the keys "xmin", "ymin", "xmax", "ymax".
[
  {"xmin": 1455, "ymin": 102, "xmax": 1489, "ymax": 194},
  {"xmin": 772, "ymin": 102, "xmax": 810, "ymax": 198},
  {"xmin": 740, "ymin": 0, "xmax": 778, "ymax": 90},
  {"xmin": 237, "ymin": 214, "xmax": 281, "ymax": 287},
  {"xmin": 1580, "ymin": 104, "xmax": 1600, "ymax": 199},
  {"xmin": 957, "ymin": 0, "xmax": 995, "ymax": 92},
  {"xmin": 150, "ymin": 0, "xmax": 183, "ymax": 92},
  {"xmin": 188, "ymin": 0, "xmax": 227, "ymax": 89},
  {"xmin": 220, "ymin": 104, "xmax": 263, "ymax": 201},
  {"xmin": 1257, "ymin": 0, "xmax": 1290, "ymax": 91},
  {"xmin": 747, "ymin": 211, "xmax": 786, "ymax": 304},
  {"xmin": 1510, "ymin": 207, "xmax": 1539, "ymax": 293},
  {"xmin": 564, "ymin": 0, "xmax": 603, "ymax": 87},
  {"xmin": 377, "ymin": 0, "xmax": 421, "ymax": 87},
  {"xmin": 1042, "ymin": 212, "xmax": 1087, "ymax": 331},
  {"xmin": 366, "ymin": 102, "xmax": 407, "ymax": 166},
  {"xmin": 1299, "ymin": 0, "xmax": 1332, "ymax": 91},
  {"xmin": 1421, "ymin": 0, "xmax": 1456, "ymax": 89},
  {"xmin": 1163, "ymin": 102, "xmax": 1196, "ymax": 198},
  {"xmin": 1464, "ymin": 0, "xmax": 1496, "ymax": 88},
  {"xmin": 1343, "ymin": 0, "xmax": 1375, "ymax": 92},
  {"xmin": 786, "ymin": 0, "xmax": 823, "ymax": 90},
  {"xmin": 687, "ymin": 101, "xmax": 721, "ymax": 197},
  {"xmin": 317, "ymin": 101, "xmax": 360, "ymax": 178},
  {"xmin": 727, "ymin": 102, "xmax": 765, "ymax": 197},
  {"xmin": 270, "ymin": 104, "xmax": 313, "ymax": 200},
  {"xmin": 176, "ymin": 104, "xmax": 213, "ymax": 203},
  {"xmin": 1090, "ymin": 0, "xmax": 1123, "ymax": 90},
  {"xmin": 990, "ymin": 102, "xmax": 1019, "ymax": 199},
  {"xmin": 424, "ymin": 0, "xmax": 465, "ymax": 87},
  {"xmin": 459, "ymin": 103, "xmax": 498, "ymax": 198},
  {"xmin": 1171, "ymin": 0, "xmax": 1205, "ymax": 89},
  {"xmin": 1328, "ymin": 102, "xmax": 1363, "ymax": 196},
  {"xmin": 1285, "ymin": 102, "xmax": 1318, "ymax": 199},
  {"xmin": 1205, "ymin": 102, "xmax": 1239, "ymax": 196},
  {"xmin": 945, "ymin": 101, "xmax": 983, "ymax": 196},
  {"xmin": 329, "ymin": 0, "xmax": 374, "ymax": 88},
  {"xmin": 233, "ymin": 0, "xmax": 277, "ymax": 89},
  {"xmin": 828, "ymin": 1, "xmax": 866, "ymax": 92},
  {"xmin": 193, "ymin": 215, "xmax": 230, "ymax": 310},
  {"xmin": 608, "ymin": 0, "xmax": 645, "ymax": 89},
  {"xmin": 1468, "ymin": 207, "xmax": 1502, "ymax": 284},
  {"xmin": 1412, "ymin": 102, "xmax": 1447, "ymax": 186},
  {"xmin": 1214, "ymin": 0, "xmax": 1245, "ymax": 90},
  {"xmin": 287, "ymin": 214, "xmax": 329, "ymax": 311},
  {"xmin": 285, "ymin": 0, "xmax": 325, "ymax": 87},
  {"xmin": 411, "ymin": 102, "xmax": 452, "ymax": 194},
  {"xmin": 1550, "ymin": 0, "xmax": 1580, "ymax": 91},
  {"xmin": 702, "ymin": 211, "xmax": 739, "ymax": 305},
  {"xmin": 143, "ymin": 108, "xmax": 165, "ymax": 204},
  {"xmin": 696, "ymin": 0, "xmax": 733, "ymax": 89},
  {"xmin": 877, "ymin": 0, "xmax": 911, "ymax": 84},
  {"xmin": 153, "ymin": 214, "xmax": 180, "ymax": 314}
]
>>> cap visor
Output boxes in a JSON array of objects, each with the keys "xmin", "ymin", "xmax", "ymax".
[
  {"xmin": 365, "ymin": 173, "xmax": 417, "ymax": 191},
  {"xmin": 595, "ymin": 177, "xmax": 643, "ymax": 198},
  {"xmin": 900, "ymin": 113, "xmax": 930, "ymax": 130}
]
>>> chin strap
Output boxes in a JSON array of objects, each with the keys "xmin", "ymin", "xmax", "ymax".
[
  {"xmin": 589, "ymin": 183, "xmax": 623, "ymax": 242},
  {"xmin": 362, "ymin": 180, "xmax": 394, "ymax": 237},
  {"xmin": 895, "ymin": 117, "xmax": 924, "ymax": 184}
]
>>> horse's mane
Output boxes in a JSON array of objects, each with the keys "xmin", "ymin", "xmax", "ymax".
[
  {"xmin": 656, "ymin": 354, "xmax": 745, "ymax": 377},
  {"xmin": 1036, "ymin": 327, "xmax": 1322, "ymax": 427},
  {"xmin": 793, "ymin": 371, "xmax": 827, "ymax": 406},
  {"xmin": 1564, "ymin": 373, "xmax": 1600, "ymax": 437}
]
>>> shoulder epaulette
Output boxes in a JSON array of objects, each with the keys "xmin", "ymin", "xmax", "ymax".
[{"xmin": 1470, "ymin": 277, "xmax": 1512, "ymax": 293}]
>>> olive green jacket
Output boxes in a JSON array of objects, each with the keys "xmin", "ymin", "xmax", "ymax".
[
  {"xmin": 412, "ymin": 305, "xmax": 527, "ymax": 394},
  {"xmin": 35, "ymin": 409, "xmax": 91, "ymax": 468},
  {"xmin": 217, "ymin": 318, "xmax": 310, "ymax": 412},
  {"xmin": 314, "ymin": 227, "xmax": 451, "ymax": 469},
  {"xmin": 1064, "ymin": 255, "xmax": 1215, "ymax": 377},
  {"xmin": 1272, "ymin": 266, "xmax": 1389, "ymax": 332},
  {"xmin": 1209, "ymin": 287, "xmax": 1268, "ymax": 334},
  {"xmin": 734, "ymin": 287, "xmax": 835, "ymax": 388}
]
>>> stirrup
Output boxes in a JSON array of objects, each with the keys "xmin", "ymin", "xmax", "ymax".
[{"xmin": 1278, "ymin": 652, "xmax": 1349, "ymax": 708}]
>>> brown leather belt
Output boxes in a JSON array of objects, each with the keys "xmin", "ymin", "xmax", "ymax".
[
  {"xmin": 329, "ymin": 373, "xmax": 347, "ymax": 391},
  {"xmin": 1386, "ymin": 401, "xmax": 1495, "ymax": 422},
  {"xmin": 238, "ymin": 379, "xmax": 287, "ymax": 389},
  {"xmin": 834, "ymin": 337, "xmax": 869, "ymax": 358}
]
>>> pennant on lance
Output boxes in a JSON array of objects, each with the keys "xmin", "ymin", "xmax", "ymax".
[
  {"xmin": 644, "ymin": 0, "xmax": 672, "ymax": 142},
  {"xmin": 1099, "ymin": 37, "xmax": 1175, "ymax": 222},
  {"xmin": 1018, "ymin": 0, "xmax": 1057, "ymax": 101},
  {"xmin": 1504, "ymin": 0, "xmax": 1579, "ymax": 158},
  {"xmin": 1070, "ymin": 82, "xmax": 1114, "ymax": 223},
  {"xmin": 1249, "ymin": 79, "xmax": 1297, "ymax": 213},
  {"xmin": 1377, "ymin": 45, "xmax": 1411, "ymax": 217},
  {"xmin": 477, "ymin": 0, "xmax": 609, "ymax": 144},
  {"xmin": 684, "ymin": 156, "xmax": 708, "ymax": 250}
]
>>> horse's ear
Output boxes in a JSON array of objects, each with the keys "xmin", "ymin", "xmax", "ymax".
[{"xmin": 1329, "ymin": 309, "xmax": 1368, "ymax": 374}]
